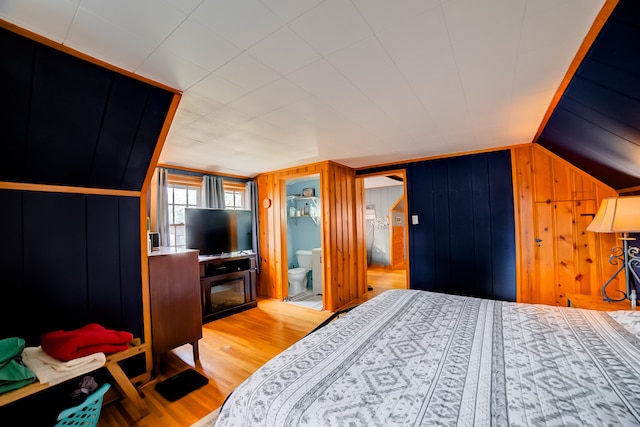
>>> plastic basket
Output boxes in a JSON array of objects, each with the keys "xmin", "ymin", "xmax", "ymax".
[{"xmin": 55, "ymin": 383, "xmax": 111, "ymax": 427}]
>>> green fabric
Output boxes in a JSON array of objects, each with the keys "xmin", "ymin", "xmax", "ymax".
[
  {"xmin": 0, "ymin": 337, "xmax": 36, "ymax": 393},
  {"xmin": 0, "ymin": 337, "xmax": 25, "ymax": 366},
  {"xmin": 0, "ymin": 360, "xmax": 36, "ymax": 393}
]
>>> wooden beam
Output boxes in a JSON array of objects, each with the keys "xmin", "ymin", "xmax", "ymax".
[
  {"xmin": 156, "ymin": 164, "xmax": 252, "ymax": 181},
  {"xmin": 0, "ymin": 181, "xmax": 139, "ymax": 197}
]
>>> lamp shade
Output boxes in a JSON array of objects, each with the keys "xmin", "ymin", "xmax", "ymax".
[{"xmin": 586, "ymin": 196, "xmax": 640, "ymax": 233}]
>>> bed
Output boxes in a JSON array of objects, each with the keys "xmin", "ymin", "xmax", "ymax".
[{"xmin": 215, "ymin": 289, "xmax": 640, "ymax": 426}]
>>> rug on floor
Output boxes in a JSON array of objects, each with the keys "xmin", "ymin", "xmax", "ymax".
[
  {"xmin": 191, "ymin": 407, "xmax": 220, "ymax": 427},
  {"xmin": 287, "ymin": 291, "xmax": 323, "ymax": 310},
  {"xmin": 155, "ymin": 369, "xmax": 209, "ymax": 402}
]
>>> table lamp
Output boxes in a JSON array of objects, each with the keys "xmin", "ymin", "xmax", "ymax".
[{"xmin": 586, "ymin": 196, "xmax": 640, "ymax": 302}]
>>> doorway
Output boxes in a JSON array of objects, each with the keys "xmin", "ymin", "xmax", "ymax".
[
  {"xmin": 283, "ymin": 174, "xmax": 323, "ymax": 310},
  {"xmin": 359, "ymin": 171, "xmax": 409, "ymax": 291}
]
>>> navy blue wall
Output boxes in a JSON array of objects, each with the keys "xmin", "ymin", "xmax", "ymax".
[
  {"xmin": 0, "ymin": 25, "xmax": 172, "ymax": 347},
  {"xmin": 0, "ymin": 27, "xmax": 173, "ymax": 191},
  {"xmin": 0, "ymin": 190, "xmax": 143, "ymax": 345},
  {"xmin": 536, "ymin": 0, "xmax": 640, "ymax": 191},
  {"xmin": 359, "ymin": 150, "xmax": 516, "ymax": 301}
]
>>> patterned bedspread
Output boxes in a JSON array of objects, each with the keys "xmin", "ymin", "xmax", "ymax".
[{"xmin": 215, "ymin": 290, "xmax": 640, "ymax": 426}]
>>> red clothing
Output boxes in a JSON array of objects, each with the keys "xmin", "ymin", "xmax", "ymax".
[{"xmin": 41, "ymin": 324, "xmax": 132, "ymax": 361}]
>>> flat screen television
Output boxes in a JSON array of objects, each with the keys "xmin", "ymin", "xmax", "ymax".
[{"xmin": 185, "ymin": 208, "xmax": 253, "ymax": 256}]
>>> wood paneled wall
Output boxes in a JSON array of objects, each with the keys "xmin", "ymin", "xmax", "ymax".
[
  {"xmin": 512, "ymin": 144, "xmax": 620, "ymax": 305},
  {"xmin": 256, "ymin": 161, "xmax": 367, "ymax": 311}
]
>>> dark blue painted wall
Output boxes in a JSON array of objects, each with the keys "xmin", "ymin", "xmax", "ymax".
[
  {"xmin": 0, "ymin": 190, "xmax": 143, "ymax": 345},
  {"xmin": 0, "ymin": 26, "xmax": 173, "ymax": 191},
  {"xmin": 0, "ymin": 26, "xmax": 172, "ymax": 347},
  {"xmin": 359, "ymin": 150, "xmax": 516, "ymax": 301},
  {"xmin": 537, "ymin": 0, "xmax": 640, "ymax": 191}
]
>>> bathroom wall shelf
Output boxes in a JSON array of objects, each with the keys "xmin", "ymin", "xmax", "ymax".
[{"xmin": 287, "ymin": 196, "xmax": 320, "ymax": 225}]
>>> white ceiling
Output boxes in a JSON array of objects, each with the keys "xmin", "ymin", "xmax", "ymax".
[
  {"xmin": 1, "ymin": 0, "xmax": 605, "ymax": 178},
  {"xmin": 364, "ymin": 175, "xmax": 403, "ymax": 189}
]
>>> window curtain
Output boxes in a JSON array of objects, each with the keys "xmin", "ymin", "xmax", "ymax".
[
  {"xmin": 157, "ymin": 167, "xmax": 170, "ymax": 246},
  {"xmin": 246, "ymin": 181, "xmax": 260, "ymax": 273},
  {"xmin": 202, "ymin": 175, "xmax": 225, "ymax": 208}
]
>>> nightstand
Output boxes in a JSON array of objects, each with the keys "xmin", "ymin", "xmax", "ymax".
[{"xmin": 566, "ymin": 293, "xmax": 633, "ymax": 311}]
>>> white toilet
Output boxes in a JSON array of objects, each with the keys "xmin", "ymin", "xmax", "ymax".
[{"xmin": 288, "ymin": 250, "xmax": 313, "ymax": 295}]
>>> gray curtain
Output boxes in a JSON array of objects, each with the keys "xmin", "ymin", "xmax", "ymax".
[
  {"xmin": 202, "ymin": 175, "xmax": 225, "ymax": 208},
  {"xmin": 157, "ymin": 168, "xmax": 170, "ymax": 246},
  {"xmin": 246, "ymin": 181, "xmax": 260, "ymax": 273}
]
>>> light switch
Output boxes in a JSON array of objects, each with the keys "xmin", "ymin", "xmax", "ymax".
[{"xmin": 411, "ymin": 215, "xmax": 419, "ymax": 225}]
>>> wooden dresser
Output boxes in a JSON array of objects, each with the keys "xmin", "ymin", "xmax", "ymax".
[{"xmin": 148, "ymin": 248, "xmax": 202, "ymax": 371}]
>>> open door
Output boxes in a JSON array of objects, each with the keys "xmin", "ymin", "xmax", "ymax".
[
  {"xmin": 390, "ymin": 196, "xmax": 406, "ymax": 270},
  {"xmin": 359, "ymin": 170, "xmax": 409, "ymax": 291}
]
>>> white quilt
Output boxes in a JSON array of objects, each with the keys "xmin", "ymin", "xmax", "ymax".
[{"xmin": 216, "ymin": 290, "xmax": 640, "ymax": 426}]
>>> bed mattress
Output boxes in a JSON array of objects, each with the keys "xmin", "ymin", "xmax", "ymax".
[{"xmin": 216, "ymin": 289, "xmax": 640, "ymax": 426}]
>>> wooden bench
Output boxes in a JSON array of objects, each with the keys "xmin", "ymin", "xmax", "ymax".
[{"xmin": 0, "ymin": 341, "xmax": 150, "ymax": 419}]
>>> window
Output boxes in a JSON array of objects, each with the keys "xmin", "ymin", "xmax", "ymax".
[
  {"xmin": 225, "ymin": 182, "xmax": 246, "ymax": 210},
  {"xmin": 167, "ymin": 175, "xmax": 201, "ymax": 249},
  {"xmin": 163, "ymin": 176, "xmax": 247, "ymax": 248}
]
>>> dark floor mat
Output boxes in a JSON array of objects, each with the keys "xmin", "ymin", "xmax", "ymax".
[{"xmin": 155, "ymin": 369, "xmax": 209, "ymax": 402}]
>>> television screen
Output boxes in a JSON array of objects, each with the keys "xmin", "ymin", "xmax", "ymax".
[{"xmin": 185, "ymin": 208, "xmax": 253, "ymax": 256}]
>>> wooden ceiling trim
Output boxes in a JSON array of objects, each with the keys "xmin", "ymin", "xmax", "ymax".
[
  {"xmin": 354, "ymin": 143, "xmax": 533, "ymax": 173},
  {"xmin": 618, "ymin": 185, "xmax": 640, "ymax": 195},
  {"xmin": 532, "ymin": 0, "xmax": 619, "ymax": 143},
  {"xmin": 0, "ymin": 181, "xmax": 140, "ymax": 197},
  {"xmin": 141, "ymin": 93, "xmax": 182, "ymax": 194},
  {"xmin": 156, "ymin": 163, "xmax": 252, "ymax": 181}
]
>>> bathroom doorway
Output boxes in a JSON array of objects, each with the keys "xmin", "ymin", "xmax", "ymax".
[
  {"xmin": 284, "ymin": 174, "xmax": 323, "ymax": 310},
  {"xmin": 359, "ymin": 171, "xmax": 410, "ymax": 290}
]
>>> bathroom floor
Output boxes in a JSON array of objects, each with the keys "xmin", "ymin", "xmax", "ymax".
[{"xmin": 287, "ymin": 290, "xmax": 323, "ymax": 310}]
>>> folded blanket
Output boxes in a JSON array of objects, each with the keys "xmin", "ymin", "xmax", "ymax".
[
  {"xmin": 40, "ymin": 323, "xmax": 132, "ymax": 361},
  {"xmin": 22, "ymin": 347, "xmax": 106, "ymax": 385}
]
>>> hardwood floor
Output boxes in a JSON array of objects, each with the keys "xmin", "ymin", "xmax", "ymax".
[
  {"xmin": 99, "ymin": 268, "xmax": 406, "ymax": 426},
  {"xmin": 365, "ymin": 267, "xmax": 408, "ymax": 296}
]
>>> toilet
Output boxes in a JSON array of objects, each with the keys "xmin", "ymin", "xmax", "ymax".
[{"xmin": 288, "ymin": 250, "xmax": 313, "ymax": 295}]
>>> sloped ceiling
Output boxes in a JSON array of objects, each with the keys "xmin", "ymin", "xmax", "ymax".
[
  {"xmin": 2, "ymin": 1, "xmax": 638, "ymax": 191},
  {"xmin": 0, "ymin": 0, "xmax": 607, "ymax": 178},
  {"xmin": 537, "ymin": 0, "xmax": 640, "ymax": 191}
]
